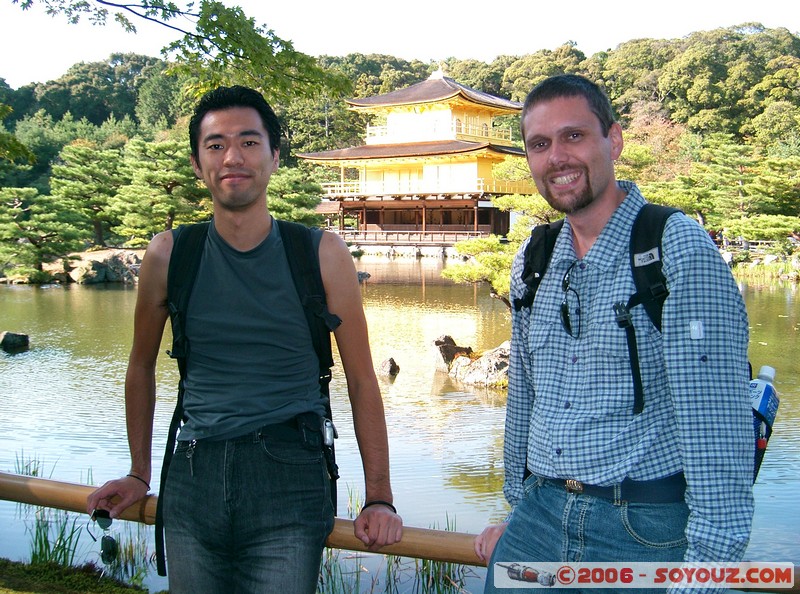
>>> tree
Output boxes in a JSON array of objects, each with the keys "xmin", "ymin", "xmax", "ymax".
[
  {"xmin": 109, "ymin": 138, "xmax": 208, "ymax": 244},
  {"xmin": 7, "ymin": 110, "xmax": 103, "ymax": 191},
  {"xmin": 617, "ymin": 104, "xmax": 691, "ymax": 183},
  {"xmin": 658, "ymin": 41, "xmax": 732, "ymax": 132},
  {"xmin": 319, "ymin": 54, "xmax": 430, "ymax": 99},
  {"xmin": 279, "ymin": 94, "xmax": 364, "ymax": 164},
  {"xmin": 723, "ymin": 214, "xmax": 800, "ymax": 242},
  {"xmin": 49, "ymin": 141, "xmax": 127, "ymax": 246},
  {"xmin": 135, "ymin": 66, "xmax": 184, "ymax": 130},
  {"xmin": 0, "ymin": 186, "xmax": 89, "ymax": 279},
  {"xmin": 655, "ymin": 25, "xmax": 800, "ymax": 138},
  {"xmin": 444, "ymin": 58, "xmax": 514, "ymax": 98},
  {"xmin": 750, "ymin": 154, "xmax": 800, "ymax": 217},
  {"xmin": 266, "ymin": 168, "xmax": 323, "ymax": 226},
  {"xmin": 749, "ymin": 101, "xmax": 800, "ymax": 152},
  {"xmin": 501, "ymin": 43, "xmax": 587, "ymax": 101},
  {"xmin": 0, "ymin": 104, "xmax": 34, "ymax": 164},
  {"xmin": 599, "ymin": 38, "xmax": 677, "ymax": 121},
  {"xmin": 0, "ymin": 79, "xmax": 38, "ymax": 126},
  {"xmin": 12, "ymin": 0, "xmax": 351, "ymax": 103},
  {"xmin": 33, "ymin": 57, "xmax": 159, "ymax": 125},
  {"xmin": 442, "ymin": 193, "xmax": 560, "ymax": 306},
  {"xmin": 691, "ymin": 134, "xmax": 762, "ymax": 225},
  {"xmin": 443, "ymin": 234, "xmax": 517, "ymax": 306}
]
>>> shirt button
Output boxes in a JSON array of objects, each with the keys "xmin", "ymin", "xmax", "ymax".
[
  {"xmin": 571, "ymin": 355, "xmax": 578, "ymax": 364},
  {"xmin": 564, "ymin": 402, "xmax": 571, "ymax": 409},
  {"xmin": 555, "ymin": 448, "xmax": 562, "ymax": 455},
  {"xmin": 700, "ymin": 355, "xmax": 708, "ymax": 362}
]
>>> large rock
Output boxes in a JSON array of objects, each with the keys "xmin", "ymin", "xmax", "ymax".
[
  {"xmin": 69, "ymin": 251, "xmax": 141, "ymax": 284},
  {"xmin": 1, "ymin": 331, "xmax": 30, "ymax": 353},
  {"xmin": 448, "ymin": 341, "xmax": 510, "ymax": 387}
]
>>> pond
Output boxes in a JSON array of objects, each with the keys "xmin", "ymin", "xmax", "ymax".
[{"xmin": 0, "ymin": 256, "xmax": 798, "ymax": 592}]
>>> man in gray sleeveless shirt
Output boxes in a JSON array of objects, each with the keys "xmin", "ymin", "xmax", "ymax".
[{"xmin": 87, "ymin": 86, "xmax": 403, "ymax": 593}]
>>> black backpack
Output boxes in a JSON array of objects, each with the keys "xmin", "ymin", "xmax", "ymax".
[
  {"xmin": 513, "ymin": 204, "xmax": 679, "ymax": 416},
  {"xmin": 154, "ymin": 219, "xmax": 341, "ymax": 576},
  {"xmin": 512, "ymin": 204, "xmax": 766, "ymax": 479}
]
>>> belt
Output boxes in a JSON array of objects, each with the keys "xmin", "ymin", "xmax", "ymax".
[
  {"xmin": 256, "ymin": 419, "xmax": 302, "ymax": 441},
  {"xmin": 540, "ymin": 472, "xmax": 686, "ymax": 504},
  {"xmin": 222, "ymin": 418, "xmax": 301, "ymax": 443}
]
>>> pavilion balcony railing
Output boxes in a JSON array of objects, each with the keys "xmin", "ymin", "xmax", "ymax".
[
  {"xmin": 365, "ymin": 121, "xmax": 513, "ymax": 144},
  {"xmin": 319, "ymin": 178, "xmax": 534, "ymax": 198},
  {"xmin": 337, "ymin": 229, "xmax": 488, "ymax": 246}
]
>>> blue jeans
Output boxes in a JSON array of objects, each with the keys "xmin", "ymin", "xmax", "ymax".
[
  {"xmin": 163, "ymin": 425, "xmax": 335, "ymax": 594},
  {"xmin": 485, "ymin": 476, "xmax": 688, "ymax": 593}
]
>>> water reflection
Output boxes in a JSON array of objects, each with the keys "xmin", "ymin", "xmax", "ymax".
[{"xmin": 1, "ymin": 261, "xmax": 798, "ymax": 593}]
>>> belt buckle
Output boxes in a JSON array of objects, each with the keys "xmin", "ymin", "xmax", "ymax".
[{"xmin": 565, "ymin": 479, "xmax": 584, "ymax": 494}]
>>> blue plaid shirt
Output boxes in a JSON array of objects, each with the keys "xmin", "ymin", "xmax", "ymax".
[{"xmin": 505, "ymin": 181, "xmax": 754, "ymax": 563}]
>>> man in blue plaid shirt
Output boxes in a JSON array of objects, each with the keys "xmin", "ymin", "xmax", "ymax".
[{"xmin": 475, "ymin": 75, "xmax": 754, "ymax": 592}]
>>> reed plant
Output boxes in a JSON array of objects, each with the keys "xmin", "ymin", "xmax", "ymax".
[
  {"xmin": 12, "ymin": 451, "xmax": 85, "ymax": 567},
  {"xmin": 733, "ymin": 261, "xmax": 800, "ymax": 283},
  {"xmin": 318, "ymin": 546, "xmax": 369, "ymax": 593},
  {"xmin": 97, "ymin": 521, "xmax": 154, "ymax": 587},
  {"xmin": 411, "ymin": 515, "xmax": 469, "ymax": 594},
  {"xmin": 318, "ymin": 489, "xmax": 473, "ymax": 593},
  {"xmin": 14, "ymin": 450, "xmax": 46, "ymax": 478},
  {"xmin": 12, "ymin": 451, "xmax": 154, "ymax": 587},
  {"xmin": 27, "ymin": 507, "xmax": 84, "ymax": 567}
]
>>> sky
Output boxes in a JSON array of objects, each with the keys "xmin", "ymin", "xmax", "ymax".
[{"xmin": 1, "ymin": 0, "xmax": 799, "ymax": 89}]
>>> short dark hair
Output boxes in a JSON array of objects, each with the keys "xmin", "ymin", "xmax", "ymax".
[
  {"xmin": 189, "ymin": 85, "xmax": 281, "ymax": 161},
  {"xmin": 520, "ymin": 74, "xmax": 616, "ymax": 138}
]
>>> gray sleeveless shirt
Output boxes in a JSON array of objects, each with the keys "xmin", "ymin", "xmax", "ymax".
[{"xmin": 177, "ymin": 218, "xmax": 326, "ymax": 441}]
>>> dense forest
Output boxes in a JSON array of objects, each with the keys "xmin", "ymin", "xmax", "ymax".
[{"xmin": 1, "ymin": 20, "xmax": 799, "ymax": 283}]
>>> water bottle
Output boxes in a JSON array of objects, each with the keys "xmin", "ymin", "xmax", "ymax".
[{"xmin": 750, "ymin": 365, "xmax": 779, "ymax": 481}]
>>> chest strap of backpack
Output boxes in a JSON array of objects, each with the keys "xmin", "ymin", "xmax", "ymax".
[{"xmin": 613, "ymin": 205, "xmax": 679, "ymax": 415}]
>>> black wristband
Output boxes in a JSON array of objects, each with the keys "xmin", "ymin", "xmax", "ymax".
[
  {"xmin": 127, "ymin": 473, "xmax": 150, "ymax": 490},
  {"xmin": 361, "ymin": 500, "xmax": 397, "ymax": 514}
]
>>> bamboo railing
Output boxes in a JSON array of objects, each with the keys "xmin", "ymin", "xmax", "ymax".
[
  {"xmin": 0, "ymin": 471, "xmax": 795, "ymax": 592},
  {"xmin": 0, "ymin": 471, "xmax": 479, "ymax": 565}
]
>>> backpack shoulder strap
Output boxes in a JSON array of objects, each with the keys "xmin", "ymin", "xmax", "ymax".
[
  {"xmin": 277, "ymin": 219, "xmax": 342, "ymax": 372},
  {"xmin": 627, "ymin": 204, "xmax": 681, "ymax": 331},
  {"xmin": 167, "ymin": 221, "xmax": 211, "ymax": 370},
  {"xmin": 513, "ymin": 218, "xmax": 565, "ymax": 312},
  {"xmin": 277, "ymin": 219, "xmax": 341, "ymax": 510},
  {"xmin": 156, "ymin": 220, "xmax": 209, "ymax": 577}
]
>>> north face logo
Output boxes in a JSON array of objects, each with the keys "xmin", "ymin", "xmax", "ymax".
[{"xmin": 633, "ymin": 247, "xmax": 660, "ymax": 267}]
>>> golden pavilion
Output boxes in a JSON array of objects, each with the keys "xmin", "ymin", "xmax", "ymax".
[{"xmin": 299, "ymin": 68, "xmax": 535, "ymax": 247}]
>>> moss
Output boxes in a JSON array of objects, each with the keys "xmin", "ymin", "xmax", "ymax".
[{"xmin": 0, "ymin": 559, "xmax": 144, "ymax": 594}]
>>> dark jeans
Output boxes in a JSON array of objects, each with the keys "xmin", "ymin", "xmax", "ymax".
[{"xmin": 163, "ymin": 426, "xmax": 335, "ymax": 594}]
